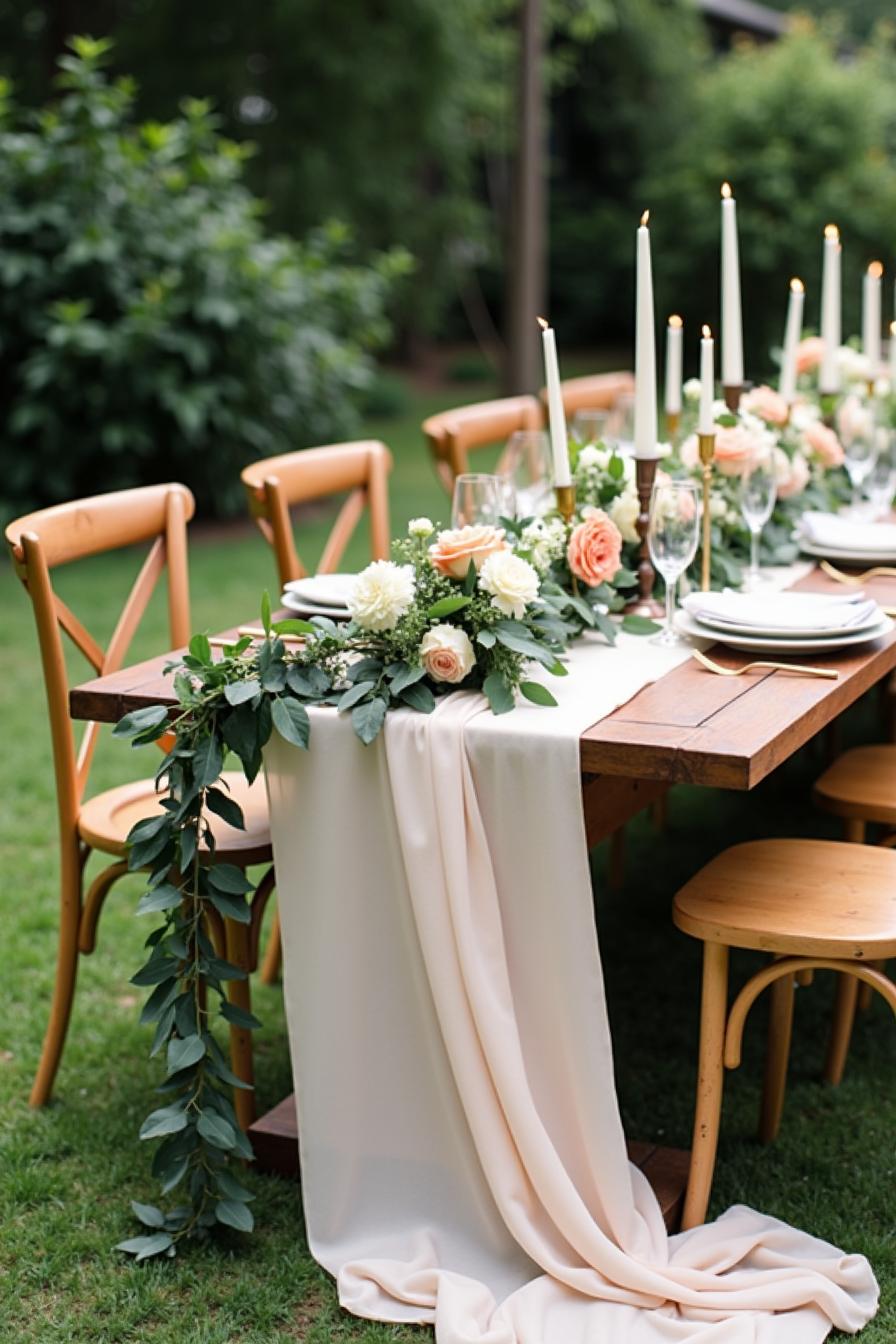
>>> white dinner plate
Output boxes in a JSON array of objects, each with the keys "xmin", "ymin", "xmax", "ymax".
[
  {"xmin": 675, "ymin": 608, "xmax": 894, "ymax": 654},
  {"xmin": 799, "ymin": 537, "xmax": 896, "ymax": 565},
  {"xmin": 283, "ymin": 573, "xmax": 356, "ymax": 607},
  {"xmin": 281, "ymin": 591, "xmax": 351, "ymax": 620},
  {"xmin": 691, "ymin": 607, "xmax": 883, "ymax": 640}
]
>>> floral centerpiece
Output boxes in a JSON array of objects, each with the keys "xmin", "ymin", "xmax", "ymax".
[{"xmin": 112, "ymin": 508, "xmax": 651, "ymax": 1261}]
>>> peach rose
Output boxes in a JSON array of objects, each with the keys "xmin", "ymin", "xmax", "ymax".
[
  {"xmin": 796, "ymin": 336, "xmax": 825, "ymax": 375},
  {"xmin": 429, "ymin": 524, "xmax": 507, "ymax": 579},
  {"xmin": 804, "ymin": 420, "xmax": 844, "ymax": 468},
  {"xmin": 713, "ymin": 424, "xmax": 765, "ymax": 477},
  {"xmin": 567, "ymin": 508, "xmax": 623, "ymax": 587},
  {"xmin": 742, "ymin": 384, "xmax": 789, "ymax": 427},
  {"xmin": 775, "ymin": 449, "xmax": 810, "ymax": 499},
  {"xmin": 420, "ymin": 624, "xmax": 475, "ymax": 684}
]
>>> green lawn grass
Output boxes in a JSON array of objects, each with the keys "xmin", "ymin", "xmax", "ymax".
[{"xmin": 1, "ymin": 374, "xmax": 893, "ymax": 1341}]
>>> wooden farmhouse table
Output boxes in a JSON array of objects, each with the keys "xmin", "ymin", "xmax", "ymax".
[{"xmin": 69, "ymin": 568, "xmax": 896, "ymax": 1229}]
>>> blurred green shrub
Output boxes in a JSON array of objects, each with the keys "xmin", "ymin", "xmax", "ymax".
[
  {"xmin": 646, "ymin": 21, "xmax": 896, "ymax": 379},
  {"xmin": 0, "ymin": 38, "xmax": 410, "ymax": 520}
]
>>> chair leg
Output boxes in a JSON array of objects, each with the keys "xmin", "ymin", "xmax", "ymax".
[
  {"xmin": 224, "ymin": 918, "xmax": 256, "ymax": 1130},
  {"xmin": 260, "ymin": 905, "xmax": 282, "ymax": 986},
  {"xmin": 681, "ymin": 941, "xmax": 729, "ymax": 1231},
  {"xmin": 823, "ymin": 973, "xmax": 859, "ymax": 1087},
  {"xmin": 30, "ymin": 856, "xmax": 82, "ymax": 1107},
  {"xmin": 608, "ymin": 827, "xmax": 625, "ymax": 893},
  {"xmin": 858, "ymin": 959, "xmax": 886, "ymax": 1014},
  {"xmin": 843, "ymin": 817, "xmax": 866, "ymax": 844},
  {"xmin": 758, "ymin": 969, "xmax": 795, "ymax": 1144}
]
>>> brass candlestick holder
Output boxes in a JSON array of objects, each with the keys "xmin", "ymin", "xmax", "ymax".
[
  {"xmin": 629, "ymin": 455, "xmax": 665, "ymax": 617},
  {"xmin": 666, "ymin": 410, "xmax": 681, "ymax": 445},
  {"xmin": 722, "ymin": 384, "xmax": 743, "ymax": 413},
  {"xmin": 698, "ymin": 432, "xmax": 716, "ymax": 591},
  {"xmin": 555, "ymin": 482, "xmax": 579, "ymax": 595}
]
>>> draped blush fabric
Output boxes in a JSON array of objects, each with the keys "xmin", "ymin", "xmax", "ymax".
[{"xmin": 264, "ymin": 630, "xmax": 879, "ymax": 1344}]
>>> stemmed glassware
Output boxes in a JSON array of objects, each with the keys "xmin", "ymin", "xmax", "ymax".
[
  {"xmin": 648, "ymin": 480, "xmax": 700, "ymax": 647},
  {"xmin": 570, "ymin": 409, "xmax": 609, "ymax": 446},
  {"xmin": 864, "ymin": 426, "xmax": 895, "ymax": 520},
  {"xmin": 738, "ymin": 443, "xmax": 777, "ymax": 592},
  {"xmin": 501, "ymin": 431, "xmax": 552, "ymax": 518},
  {"xmin": 839, "ymin": 403, "xmax": 879, "ymax": 516},
  {"xmin": 451, "ymin": 473, "xmax": 515, "ymax": 529}
]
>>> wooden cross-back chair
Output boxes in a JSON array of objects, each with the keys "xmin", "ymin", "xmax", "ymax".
[
  {"xmin": 422, "ymin": 395, "xmax": 543, "ymax": 495},
  {"xmin": 543, "ymin": 371, "xmax": 635, "ymax": 420},
  {"xmin": 5, "ymin": 483, "xmax": 273, "ymax": 1128},
  {"xmin": 241, "ymin": 440, "xmax": 392, "ymax": 590}
]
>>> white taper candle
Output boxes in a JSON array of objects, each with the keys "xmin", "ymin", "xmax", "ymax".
[
  {"xmin": 779, "ymin": 277, "xmax": 804, "ymax": 405},
  {"xmin": 720, "ymin": 183, "xmax": 743, "ymax": 387},
  {"xmin": 698, "ymin": 325, "xmax": 714, "ymax": 435},
  {"xmin": 863, "ymin": 261, "xmax": 883, "ymax": 373},
  {"xmin": 635, "ymin": 210, "xmax": 658, "ymax": 458},
  {"xmin": 665, "ymin": 315, "xmax": 683, "ymax": 416},
  {"xmin": 538, "ymin": 317, "xmax": 571, "ymax": 488},
  {"xmin": 820, "ymin": 224, "xmax": 841, "ymax": 394}
]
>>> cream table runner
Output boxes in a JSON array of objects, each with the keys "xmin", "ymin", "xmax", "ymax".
[{"xmin": 264, "ymin": 622, "xmax": 878, "ymax": 1343}]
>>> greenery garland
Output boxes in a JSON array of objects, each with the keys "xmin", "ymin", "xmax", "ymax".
[{"xmin": 113, "ymin": 519, "xmax": 655, "ymax": 1260}]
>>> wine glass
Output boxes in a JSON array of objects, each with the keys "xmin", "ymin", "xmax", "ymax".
[
  {"xmin": 865, "ymin": 427, "xmax": 896, "ymax": 519},
  {"xmin": 451, "ymin": 473, "xmax": 504, "ymax": 529},
  {"xmin": 738, "ymin": 443, "xmax": 777, "ymax": 592},
  {"xmin": 648, "ymin": 480, "xmax": 700, "ymax": 647},
  {"xmin": 501, "ymin": 431, "xmax": 551, "ymax": 518},
  {"xmin": 605, "ymin": 392, "xmax": 636, "ymax": 454},
  {"xmin": 838, "ymin": 397, "xmax": 879, "ymax": 515},
  {"xmin": 570, "ymin": 409, "xmax": 609, "ymax": 446}
]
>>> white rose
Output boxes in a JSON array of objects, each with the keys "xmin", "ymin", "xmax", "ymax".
[
  {"xmin": 709, "ymin": 494, "xmax": 728, "ymax": 520},
  {"xmin": 577, "ymin": 444, "xmax": 606, "ymax": 470},
  {"xmin": 520, "ymin": 517, "xmax": 566, "ymax": 573},
  {"xmin": 683, "ymin": 377, "xmax": 702, "ymax": 403},
  {"xmin": 478, "ymin": 550, "xmax": 540, "ymax": 619},
  {"xmin": 347, "ymin": 560, "xmax": 415, "ymax": 632},
  {"xmin": 420, "ymin": 624, "xmax": 475, "ymax": 684},
  {"xmin": 408, "ymin": 517, "xmax": 434, "ymax": 538},
  {"xmin": 789, "ymin": 402, "xmax": 814, "ymax": 432},
  {"xmin": 608, "ymin": 488, "xmax": 639, "ymax": 543},
  {"xmin": 838, "ymin": 346, "xmax": 870, "ymax": 385}
]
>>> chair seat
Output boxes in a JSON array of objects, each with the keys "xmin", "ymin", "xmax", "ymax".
[
  {"xmin": 79, "ymin": 772, "xmax": 272, "ymax": 866},
  {"xmin": 673, "ymin": 839, "xmax": 896, "ymax": 959},
  {"xmin": 813, "ymin": 745, "xmax": 896, "ymax": 826}
]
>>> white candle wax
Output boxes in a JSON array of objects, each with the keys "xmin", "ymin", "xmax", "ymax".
[
  {"xmin": 720, "ymin": 183, "xmax": 743, "ymax": 387},
  {"xmin": 698, "ymin": 326, "xmax": 715, "ymax": 435},
  {"xmin": 664, "ymin": 316, "xmax": 683, "ymax": 415},
  {"xmin": 863, "ymin": 261, "xmax": 883, "ymax": 373},
  {"xmin": 779, "ymin": 278, "xmax": 804, "ymax": 405},
  {"xmin": 634, "ymin": 211, "xmax": 658, "ymax": 458},
  {"xmin": 889, "ymin": 321, "xmax": 896, "ymax": 386},
  {"xmin": 538, "ymin": 320, "xmax": 571, "ymax": 487},
  {"xmin": 820, "ymin": 224, "xmax": 841, "ymax": 394}
]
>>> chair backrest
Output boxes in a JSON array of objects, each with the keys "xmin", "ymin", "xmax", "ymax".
[
  {"xmin": 5, "ymin": 483, "xmax": 195, "ymax": 831},
  {"xmin": 240, "ymin": 440, "xmax": 392, "ymax": 589},
  {"xmin": 423, "ymin": 395, "xmax": 543, "ymax": 494},
  {"xmin": 542, "ymin": 371, "xmax": 636, "ymax": 419}
]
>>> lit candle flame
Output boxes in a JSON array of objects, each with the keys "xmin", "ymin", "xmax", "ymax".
[
  {"xmin": 702, "ymin": 325, "xmax": 712, "ymax": 339},
  {"xmin": 868, "ymin": 261, "xmax": 884, "ymax": 279},
  {"xmin": 790, "ymin": 277, "xmax": 804, "ymax": 293},
  {"xmin": 668, "ymin": 314, "xmax": 682, "ymax": 328},
  {"xmin": 640, "ymin": 209, "xmax": 649, "ymax": 227},
  {"xmin": 721, "ymin": 182, "xmax": 732, "ymax": 200},
  {"xmin": 536, "ymin": 316, "xmax": 549, "ymax": 331},
  {"xmin": 824, "ymin": 223, "xmax": 839, "ymax": 242}
]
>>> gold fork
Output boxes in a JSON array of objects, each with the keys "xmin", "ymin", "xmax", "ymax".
[
  {"xmin": 692, "ymin": 649, "xmax": 838, "ymax": 680},
  {"xmin": 820, "ymin": 559, "xmax": 896, "ymax": 585}
]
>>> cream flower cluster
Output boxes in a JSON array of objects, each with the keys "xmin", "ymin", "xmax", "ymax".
[
  {"xmin": 478, "ymin": 550, "xmax": 540, "ymax": 619},
  {"xmin": 574, "ymin": 445, "xmax": 640, "ymax": 543},
  {"xmin": 347, "ymin": 560, "xmax": 416, "ymax": 632},
  {"xmin": 519, "ymin": 516, "xmax": 567, "ymax": 574}
]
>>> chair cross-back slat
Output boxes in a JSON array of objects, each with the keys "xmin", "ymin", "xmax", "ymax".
[
  {"xmin": 422, "ymin": 395, "xmax": 543, "ymax": 493},
  {"xmin": 241, "ymin": 441, "xmax": 392, "ymax": 590},
  {"xmin": 5, "ymin": 483, "xmax": 195, "ymax": 815}
]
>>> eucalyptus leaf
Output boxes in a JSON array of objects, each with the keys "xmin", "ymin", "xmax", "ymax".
[
  {"xmin": 208, "ymin": 888, "xmax": 251, "ymax": 925},
  {"xmin": 197, "ymin": 1111, "xmax": 237, "ymax": 1151},
  {"xmin": 223, "ymin": 679, "xmax": 260, "ymax": 707},
  {"xmin": 426, "ymin": 594, "xmax": 472, "ymax": 619},
  {"xmin": 208, "ymin": 864, "xmax": 253, "ymax": 895},
  {"xmin": 351, "ymin": 696, "xmax": 388, "ymax": 745},
  {"xmin": 519, "ymin": 681, "xmax": 558, "ymax": 706},
  {"xmin": 215, "ymin": 1199, "xmax": 254, "ymax": 1232},
  {"xmin": 219, "ymin": 1000, "xmax": 262, "ymax": 1030},
  {"xmin": 115, "ymin": 1233, "xmax": 174, "ymax": 1261},
  {"xmin": 483, "ymin": 673, "xmax": 514, "ymax": 715},
  {"xmin": 621, "ymin": 613, "xmax": 661, "ymax": 635},
  {"xmin": 399, "ymin": 682, "xmax": 436, "ymax": 713},
  {"xmin": 205, "ymin": 787, "xmax": 245, "ymax": 830},
  {"xmin": 166, "ymin": 1034, "xmax": 205, "ymax": 1075},
  {"xmin": 139, "ymin": 1105, "xmax": 189, "ymax": 1140},
  {"xmin": 338, "ymin": 680, "xmax": 376, "ymax": 711},
  {"xmin": 388, "ymin": 663, "xmax": 426, "ymax": 694},
  {"xmin": 113, "ymin": 704, "xmax": 168, "ymax": 739},
  {"xmin": 131, "ymin": 1201, "xmax": 166, "ymax": 1229},
  {"xmin": 271, "ymin": 696, "xmax": 311, "ymax": 749}
]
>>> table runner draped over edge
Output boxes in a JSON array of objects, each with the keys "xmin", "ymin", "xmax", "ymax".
[{"xmin": 264, "ymin": 627, "xmax": 878, "ymax": 1344}]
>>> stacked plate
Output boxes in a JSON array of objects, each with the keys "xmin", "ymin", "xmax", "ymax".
[
  {"xmin": 281, "ymin": 573, "xmax": 354, "ymax": 620},
  {"xmin": 677, "ymin": 588, "xmax": 893, "ymax": 654},
  {"xmin": 798, "ymin": 511, "xmax": 896, "ymax": 565}
]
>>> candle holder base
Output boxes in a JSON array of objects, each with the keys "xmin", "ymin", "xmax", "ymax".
[
  {"xmin": 633, "ymin": 454, "xmax": 661, "ymax": 614},
  {"xmin": 698, "ymin": 432, "xmax": 716, "ymax": 592},
  {"xmin": 665, "ymin": 410, "xmax": 681, "ymax": 444},
  {"xmin": 624, "ymin": 594, "xmax": 665, "ymax": 619},
  {"xmin": 554, "ymin": 483, "xmax": 577, "ymax": 524},
  {"xmin": 722, "ymin": 384, "xmax": 743, "ymax": 413}
]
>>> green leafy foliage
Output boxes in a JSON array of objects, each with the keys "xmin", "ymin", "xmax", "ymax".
[{"xmin": 0, "ymin": 40, "xmax": 409, "ymax": 522}]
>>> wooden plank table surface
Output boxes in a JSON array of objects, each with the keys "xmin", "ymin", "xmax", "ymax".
[{"xmin": 67, "ymin": 566, "xmax": 896, "ymax": 1224}]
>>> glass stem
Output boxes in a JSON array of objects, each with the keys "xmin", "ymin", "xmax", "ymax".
[
  {"xmin": 750, "ymin": 529, "xmax": 760, "ymax": 578},
  {"xmin": 665, "ymin": 574, "xmax": 676, "ymax": 630}
]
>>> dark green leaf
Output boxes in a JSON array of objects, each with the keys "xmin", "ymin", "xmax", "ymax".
[
  {"xmin": 260, "ymin": 590, "xmax": 272, "ymax": 634},
  {"xmin": 337, "ymin": 680, "xmax": 375, "ymax": 711},
  {"xmin": 139, "ymin": 977, "xmax": 180, "ymax": 1026},
  {"xmin": 197, "ymin": 1111, "xmax": 237, "ymax": 1151},
  {"xmin": 426, "ymin": 595, "xmax": 472, "ymax": 619},
  {"xmin": 221, "ymin": 703, "xmax": 261, "ymax": 779},
  {"xmin": 215, "ymin": 1199, "xmax": 254, "ymax": 1232},
  {"xmin": 223, "ymin": 679, "xmax": 260, "ymax": 707},
  {"xmin": 520, "ymin": 681, "xmax": 558, "ymax": 706},
  {"xmin": 351, "ymin": 696, "xmax": 388, "ymax": 745},
  {"xmin": 286, "ymin": 664, "xmax": 330, "ymax": 697},
  {"xmin": 203, "ymin": 955, "xmax": 247, "ymax": 982},
  {"xmin": 115, "ymin": 1233, "xmax": 174, "ymax": 1261},
  {"xmin": 131, "ymin": 955, "xmax": 179, "ymax": 987},
  {"xmin": 271, "ymin": 696, "xmax": 311, "ymax": 748},
  {"xmin": 621, "ymin": 613, "xmax": 661, "ymax": 635},
  {"xmin": 193, "ymin": 734, "xmax": 223, "ymax": 789},
  {"xmin": 271, "ymin": 617, "xmax": 316, "ymax": 636},
  {"xmin": 178, "ymin": 824, "xmax": 197, "ymax": 873},
  {"xmin": 166, "ymin": 1034, "xmax": 205, "ymax": 1075},
  {"xmin": 608, "ymin": 453, "xmax": 625, "ymax": 480},
  {"xmin": 399, "ymin": 681, "xmax": 436, "ymax": 713},
  {"xmin": 208, "ymin": 888, "xmax": 251, "ymax": 924},
  {"xmin": 483, "ymin": 673, "xmax": 514, "ymax": 715},
  {"xmin": 113, "ymin": 705, "xmax": 168, "ymax": 739},
  {"xmin": 159, "ymin": 1155, "xmax": 190, "ymax": 1196},
  {"xmin": 139, "ymin": 1105, "xmax": 188, "ymax": 1140},
  {"xmin": 131, "ymin": 1201, "xmax": 166, "ymax": 1229},
  {"xmin": 462, "ymin": 559, "xmax": 477, "ymax": 594},
  {"xmin": 214, "ymin": 1170, "xmax": 255, "ymax": 1202},
  {"xmin": 205, "ymin": 787, "xmax": 245, "ymax": 830},
  {"xmin": 136, "ymin": 883, "xmax": 182, "ymax": 917},
  {"xmin": 126, "ymin": 814, "xmax": 170, "ymax": 845},
  {"xmin": 208, "ymin": 864, "xmax": 252, "ymax": 895},
  {"xmin": 219, "ymin": 1000, "xmax": 262, "ymax": 1030},
  {"xmin": 128, "ymin": 828, "xmax": 173, "ymax": 871},
  {"xmin": 389, "ymin": 662, "xmax": 426, "ymax": 694},
  {"xmin": 173, "ymin": 993, "xmax": 197, "ymax": 1040},
  {"xmin": 188, "ymin": 633, "xmax": 212, "ymax": 665}
]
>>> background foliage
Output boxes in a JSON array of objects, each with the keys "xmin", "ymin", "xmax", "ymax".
[{"xmin": 0, "ymin": 38, "xmax": 407, "ymax": 520}]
